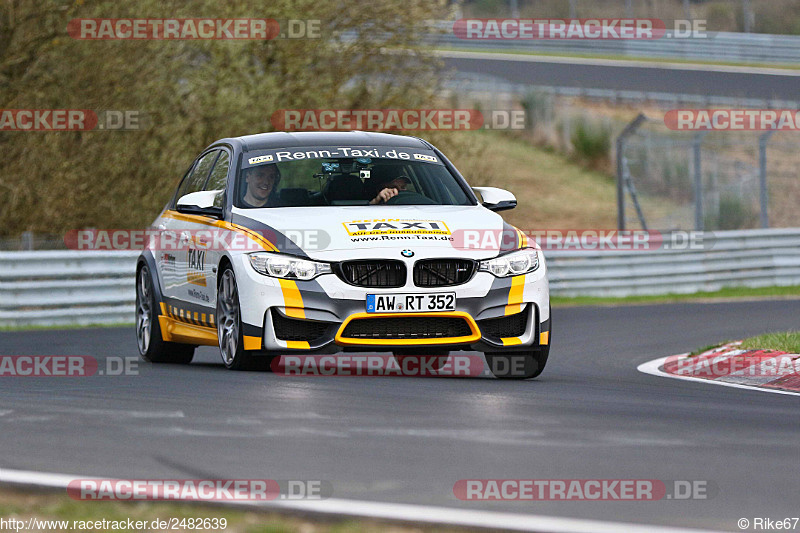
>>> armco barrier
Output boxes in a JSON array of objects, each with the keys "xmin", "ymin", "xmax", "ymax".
[
  {"xmin": 547, "ymin": 229, "xmax": 800, "ymax": 297},
  {"xmin": 443, "ymin": 77, "xmax": 800, "ymax": 111},
  {"xmin": 0, "ymin": 251, "xmax": 139, "ymax": 327},
  {"xmin": 1, "ymin": 229, "xmax": 799, "ymax": 327},
  {"xmin": 429, "ymin": 24, "xmax": 800, "ymax": 65}
]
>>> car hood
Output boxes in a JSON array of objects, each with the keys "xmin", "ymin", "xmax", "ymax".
[{"xmin": 231, "ymin": 205, "xmax": 513, "ymax": 261}]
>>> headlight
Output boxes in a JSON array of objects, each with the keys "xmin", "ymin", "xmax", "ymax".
[
  {"xmin": 478, "ymin": 248, "xmax": 539, "ymax": 277},
  {"xmin": 248, "ymin": 252, "xmax": 332, "ymax": 281}
]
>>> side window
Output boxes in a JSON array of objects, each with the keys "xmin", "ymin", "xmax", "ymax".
[
  {"xmin": 177, "ymin": 151, "xmax": 219, "ymax": 200},
  {"xmin": 205, "ymin": 151, "xmax": 230, "ymax": 208},
  {"xmin": 171, "ymin": 165, "xmax": 195, "ymax": 208}
]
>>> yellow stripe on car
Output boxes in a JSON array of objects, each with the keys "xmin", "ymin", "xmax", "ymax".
[
  {"xmin": 243, "ymin": 336, "xmax": 262, "ymax": 350},
  {"xmin": 159, "ymin": 315, "xmax": 218, "ymax": 346},
  {"xmin": 162, "ymin": 210, "xmax": 278, "ymax": 252},
  {"xmin": 279, "ymin": 278, "xmax": 305, "ymax": 319},
  {"xmin": 504, "ymin": 275, "xmax": 525, "ymax": 315},
  {"xmin": 286, "ymin": 340, "xmax": 311, "ymax": 349}
]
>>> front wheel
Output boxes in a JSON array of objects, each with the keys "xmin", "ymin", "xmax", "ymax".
[
  {"xmin": 136, "ymin": 265, "xmax": 195, "ymax": 364},
  {"xmin": 216, "ymin": 267, "xmax": 272, "ymax": 371}
]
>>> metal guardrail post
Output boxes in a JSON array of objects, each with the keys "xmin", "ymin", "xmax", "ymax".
[
  {"xmin": 692, "ymin": 132, "xmax": 708, "ymax": 231},
  {"xmin": 622, "ymin": 156, "xmax": 648, "ymax": 231},
  {"xmin": 742, "ymin": 0, "xmax": 753, "ymax": 33},
  {"xmin": 616, "ymin": 113, "xmax": 647, "ymax": 230},
  {"xmin": 21, "ymin": 232, "xmax": 33, "ymax": 251},
  {"xmin": 758, "ymin": 130, "xmax": 774, "ymax": 228}
]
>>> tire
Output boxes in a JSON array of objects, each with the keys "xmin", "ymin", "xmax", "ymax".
[
  {"xmin": 216, "ymin": 266, "xmax": 273, "ymax": 371},
  {"xmin": 393, "ymin": 349, "xmax": 450, "ymax": 373},
  {"xmin": 136, "ymin": 264, "xmax": 195, "ymax": 364}
]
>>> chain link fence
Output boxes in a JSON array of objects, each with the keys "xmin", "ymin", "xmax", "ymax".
[
  {"xmin": 445, "ymin": 76, "xmax": 800, "ymax": 232},
  {"xmin": 617, "ymin": 116, "xmax": 800, "ymax": 231}
]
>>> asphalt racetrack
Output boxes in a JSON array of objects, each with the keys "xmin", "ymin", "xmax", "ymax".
[
  {"xmin": 444, "ymin": 52, "xmax": 800, "ymax": 101},
  {"xmin": 1, "ymin": 299, "xmax": 799, "ymax": 530}
]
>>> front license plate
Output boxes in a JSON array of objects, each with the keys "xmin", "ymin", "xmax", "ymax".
[{"xmin": 366, "ymin": 293, "xmax": 456, "ymax": 313}]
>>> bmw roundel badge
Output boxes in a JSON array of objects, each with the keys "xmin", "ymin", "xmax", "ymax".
[{"xmin": 401, "ymin": 249, "xmax": 414, "ymax": 258}]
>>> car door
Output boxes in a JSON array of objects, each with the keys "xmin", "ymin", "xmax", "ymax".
[
  {"xmin": 155, "ymin": 164, "xmax": 194, "ymax": 301},
  {"xmin": 163, "ymin": 150, "xmax": 220, "ymax": 303},
  {"xmin": 192, "ymin": 148, "xmax": 231, "ymax": 310}
]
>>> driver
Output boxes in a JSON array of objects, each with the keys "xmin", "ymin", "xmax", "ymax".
[
  {"xmin": 369, "ymin": 172, "xmax": 411, "ymax": 205},
  {"xmin": 242, "ymin": 164, "xmax": 281, "ymax": 207}
]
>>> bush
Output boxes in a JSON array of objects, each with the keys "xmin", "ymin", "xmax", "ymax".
[
  {"xmin": 706, "ymin": 194, "xmax": 759, "ymax": 230},
  {"xmin": 570, "ymin": 118, "xmax": 611, "ymax": 166},
  {"xmin": 519, "ymin": 91, "xmax": 551, "ymax": 131},
  {"xmin": 705, "ymin": 3, "xmax": 738, "ymax": 32},
  {"xmin": 0, "ymin": 0, "xmax": 447, "ymax": 236}
]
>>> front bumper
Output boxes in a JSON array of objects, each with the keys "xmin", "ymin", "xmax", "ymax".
[{"xmin": 234, "ymin": 252, "xmax": 550, "ymax": 354}]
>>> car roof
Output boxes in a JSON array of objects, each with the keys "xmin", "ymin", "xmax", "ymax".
[{"xmin": 209, "ymin": 131, "xmax": 432, "ymax": 152}]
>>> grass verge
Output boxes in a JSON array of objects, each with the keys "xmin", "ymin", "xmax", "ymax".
[
  {"xmin": 688, "ymin": 330, "xmax": 800, "ymax": 357},
  {"xmin": 462, "ymin": 130, "xmax": 619, "ymax": 229},
  {"xmin": 740, "ymin": 331, "xmax": 800, "ymax": 353},
  {"xmin": 0, "ymin": 487, "xmax": 461, "ymax": 533}
]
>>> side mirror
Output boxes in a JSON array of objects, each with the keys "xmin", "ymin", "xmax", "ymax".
[
  {"xmin": 473, "ymin": 186, "xmax": 517, "ymax": 212},
  {"xmin": 176, "ymin": 190, "xmax": 224, "ymax": 218}
]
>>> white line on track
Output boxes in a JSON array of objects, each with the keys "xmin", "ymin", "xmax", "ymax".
[
  {"xmin": 50, "ymin": 407, "xmax": 185, "ymax": 419},
  {"xmin": 0, "ymin": 467, "xmax": 725, "ymax": 533},
  {"xmin": 434, "ymin": 49, "xmax": 800, "ymax": 76},
  {"xmin": 637, "ymin": 356, "xmax": 800, "ymax": 397}
]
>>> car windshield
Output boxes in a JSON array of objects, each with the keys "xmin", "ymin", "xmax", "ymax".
[{"xmin": 236, "ymin": 146, "xmax": 471, "ymax": 208}]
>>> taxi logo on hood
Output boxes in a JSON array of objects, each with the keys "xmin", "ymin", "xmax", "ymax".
[{"xmin": 343, "ymin": 219, "xmax": 451, "ymax": 237}]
